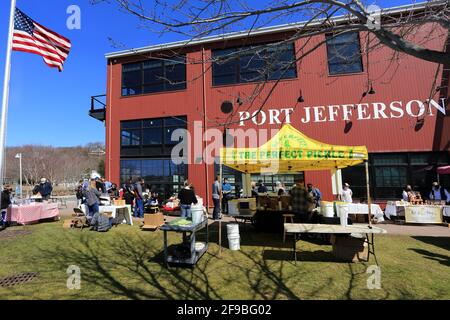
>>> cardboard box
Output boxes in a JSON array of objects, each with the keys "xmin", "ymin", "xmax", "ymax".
[
  {"xmin": 113, "ymin": 199, "xmax": 126, "ymax": 206},
  {"xmin": 142, "ymin": 213, "xmax": 164, "ymax": 231},
  {"xmin": 331, "ymin": 234, "xmax": 368, "ymax": 262}
]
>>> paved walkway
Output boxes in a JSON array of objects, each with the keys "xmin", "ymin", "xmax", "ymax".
[
  {"xmin": 60, "ymin": 204, "xmax": 450, "ymax": 237},
  {"xmin": 376, "ymin": 222, "xmax": 450, "ymax": 237}
]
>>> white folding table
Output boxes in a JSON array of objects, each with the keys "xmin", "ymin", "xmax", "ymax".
[{"xmin": 284, "ymin": 223, "xmax": 387, "ymax": 265}]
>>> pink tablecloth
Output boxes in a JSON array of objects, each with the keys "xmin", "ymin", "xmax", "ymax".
[{"xmin": 6, "ymin": 203, "xmax": 60, "ymax": 225}]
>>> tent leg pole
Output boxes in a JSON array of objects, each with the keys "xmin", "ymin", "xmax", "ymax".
[
  {"xmin": 365, "ymin": 161, "xmax": 372, "ymax": 227},
  {"xmin": 334, "ymin": 169, "xmax": 340, "ymax": 201},
  {"xmin": 219, "ymin": 163, "xmax": 223, "ymax": 256}
]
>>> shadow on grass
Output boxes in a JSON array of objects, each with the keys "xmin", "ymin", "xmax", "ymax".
[
  {"xmin": 408, "ymin": 248, "xmax": 450, "ymax": 267},
  {"xmin": 37, "ymin": 230, "xmax": 222, "ymax": 300},
  {"xmin": 411, "ymin": 236, "xmax": 450, "ymax": 253},
  {"xmin": 14, "ymin": 221, "xmax": 381, "ymax": 300}
]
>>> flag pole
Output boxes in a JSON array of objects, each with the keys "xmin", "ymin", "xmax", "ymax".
[{"xmin": 0, "ymin": 0, "xmax": 17, "ymax": 189}]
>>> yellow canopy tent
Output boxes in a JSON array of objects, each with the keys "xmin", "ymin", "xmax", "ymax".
[
  {"xmin": 217, "ymin": 124, "xmax": 371, "ymax": 255},
  {"xmin": 220, "ymin": 124, "xmax": 368, "ymax": 173}
]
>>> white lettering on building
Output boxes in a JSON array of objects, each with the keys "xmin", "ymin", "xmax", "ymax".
[{"xmin": 237, "ymin": 98, "xmax": 446, "ymax": 126}]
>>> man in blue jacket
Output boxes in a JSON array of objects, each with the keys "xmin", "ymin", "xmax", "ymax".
[{"xmin": 37, "ymin": 178, "xmax": 53, "ymax": 201}]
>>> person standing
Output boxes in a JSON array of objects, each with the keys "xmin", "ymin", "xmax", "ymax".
[
  {"xmin": 307, "ymin": 183, "xmax": 322, "ymax": 207},
  {"xmin": 108, "ymin": 183, "xmax": 120, "ymax": 199},
  {"xmin": 83, "ymin": 179, "xmax": 101, "ymax": 220},
  {"xmin": 290, "ymin": 179, "xmax": 313, "ymax": 222},
  {"xmin": 341, "ymin": 183, "xmax": 353, "ymax": 203},
  {"xmin": 402, "ymin": 185, "xmax": 415, "ymax": 202},
  {"xmin": 133, "ymin": 177, "xmax": 145, "ymax": 218},
  {"xmin": 222, "ymin": 178, "xmax": 232, "ymax": 214},
  {"xmin": 257, "ymin": 180, "xmax": 268, "ymax": 193},
  {"xmin": 123, "ymin": 183, "xmax": 135, "ymax": 206},
  {"xmin": 429, "ymin": 182, "xmax": 450, "ymax": 204},
  {"xmin": 37, "ymin": 178, "xmax": 53, "ymax": 201},
  {"xmin": 212, "ymin": 176, "xmax": 222, "ymax": 220},
  {"xmin": 178, "ymin": 181, "xmax": 198, "ymax": 219},
  {"xmin": 275, "ymin": 181, "xmax": 286, "ymax": 196},
  {"xmin": 96, "ymin": 177, "xmax": 106, "ymax": 194},
  {"xmin": 75, "ymin": 180, "xmax": 84, "ymax": 207},
  {"xmin": 1, "ymin": 186, "xmax": 12, "ymax": 229}
]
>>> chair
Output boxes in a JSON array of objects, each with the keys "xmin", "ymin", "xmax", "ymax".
[{"xmin": 283, "ymin": 214, "xmax": 295, "ymax": 243}]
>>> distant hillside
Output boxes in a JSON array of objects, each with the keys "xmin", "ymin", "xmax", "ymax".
[{"xmin": 4, "ymin": 143, "xmax": 105, "ymax": 186}]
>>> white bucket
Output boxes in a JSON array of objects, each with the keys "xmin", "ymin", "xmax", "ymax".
[
  {"xmin": 228, "ymin": 236, "xmax": 240, "ymax": 250},
  {"xmin": 321, "ymin": 202, "xmax": 334, "ymax": 217},
  {"xmin": 191, "ymin": 205, "xmax": 204, "ymax": 224},
  {"xmin": 337, "ymin": 204, "xmax": 349, "ymax": 227},
  {"xmin": 227, "ymin": 224, "xmax": 240, "ymax": 237}
]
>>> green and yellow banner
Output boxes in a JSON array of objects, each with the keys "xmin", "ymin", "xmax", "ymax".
[{"xmin": 220, "ymin": 124, "xmax": 368, "ymax": 173}]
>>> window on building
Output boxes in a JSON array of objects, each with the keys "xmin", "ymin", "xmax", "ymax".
[
  {"xmin": 212, "ymin": 42, "xmax": 297, "ymax": 86},
  {"xmin": 341, "ymin": 152, "xmax": 450, "ymax": 200},
  {"xmin": 122, "ymin": 56, "xmax": 186, "ymax": 96},
  {"xmin": 120, "ymin": 116, "xmax": 187, "ymax": 157},
  {"xmin": 251, "ymin": 173, "xmax": 303, "ymax": 192},
  {"xmin": 121, "ymin": 159, "xmax": 187, "ymax": 200},
  {"xmin": 326, "ymin": 32, "xmax": 363, "ymax": 75}
]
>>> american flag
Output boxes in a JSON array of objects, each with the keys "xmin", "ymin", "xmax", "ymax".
[{"xmin": 12, "ymin": 8, "xmax": 71, "ymax": 72}]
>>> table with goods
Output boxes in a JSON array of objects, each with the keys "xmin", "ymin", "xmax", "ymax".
[
  {"xmin": 160, "ymin": 205, "xmax": 209, "ymax": 268},
  {"xmin": 6, "ymin": 200, "xmax": 60, "ymax": 225},
  {"xmin": 235, "ymin": 194, "xmax": 384, "ymax": 233},
  {"xmin": 320, "ymin": 201, "xmax": 385, "ymax": 223},
  {"xmin": 384, "ymin": 200, "xmax": 446, "ymax": 224},
  {"xmin": 81, "ymin": 198, "xmax": 133, "ymax": 225}
]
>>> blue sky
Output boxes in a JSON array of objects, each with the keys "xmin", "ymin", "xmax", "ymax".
[{"xmin": 0, "ymin": 0, "xmax": 414, "ymax": 147}]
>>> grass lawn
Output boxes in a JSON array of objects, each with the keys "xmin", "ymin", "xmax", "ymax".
[{"xmin": 0, "ymin": 220, "xmax": 449, "ymax": 300}]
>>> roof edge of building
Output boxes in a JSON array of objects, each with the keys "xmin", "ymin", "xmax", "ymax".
[{"xmin": 105, "ymin": 1, "xmax": 441, "ymax": 60}]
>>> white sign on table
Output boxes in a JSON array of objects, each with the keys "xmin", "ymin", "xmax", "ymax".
[{"xmin": 405, "ymin": 206, "xmax": 443, "ymax": 224}]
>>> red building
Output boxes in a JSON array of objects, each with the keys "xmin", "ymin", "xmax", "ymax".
[{"xmin": 90, "ymin": 3, "xmax": 450, "ymax": 206}]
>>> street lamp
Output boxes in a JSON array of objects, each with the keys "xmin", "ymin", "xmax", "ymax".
[{"xmin": 14, "ymin": 153, "xmax": 22, "ymax": 199}]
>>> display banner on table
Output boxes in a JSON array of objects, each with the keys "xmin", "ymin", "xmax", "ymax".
[{"xmin": 405, "ymin": 206, "xmax": 443, "ymax": 224}]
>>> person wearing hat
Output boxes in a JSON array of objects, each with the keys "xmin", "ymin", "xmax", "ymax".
[
  {"xmin": 341, "ymin": 183, "xmax": 353, "ymax": 203},
  {"xmin": 429, "ymin": 182, "xmax": 450, "ymax": 204},
  {"xmin": 36, "ymin": 178, "xmax": 53, "ymax": 201}
]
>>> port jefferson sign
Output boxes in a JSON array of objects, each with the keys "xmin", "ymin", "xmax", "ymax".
[{"xmin": 238, "ymin": 98, "xmax": 447, "ymax": 126}]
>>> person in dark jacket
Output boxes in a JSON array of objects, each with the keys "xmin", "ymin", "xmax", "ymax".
[
  {"xmin": 37, "ymin": 178, "xmax": 53, "ymax": 200},
  {"xmin": 133, "ymin": 177, "xmax": 145, "ymax": 218},
  {"xmin": 178, "ymin": 181, "xmax": 198, "ymax": 219},
  {"xmin": 95, "ymin": 177, "xmax": 106, "ymax": 194},
  {"xmin": 257, "ymin": 180, "xmax": 268, "ymax": 193},
  {"xmin": 83, "ymin": 179, "xmax": 101, "ymax": 220},
  {"xmin": 1, "ymin": 186, "xmax": 12, "ymax": 229},
  {"xmin": 75, "ymin": 180, "xmax": 84, "ymax": 207},
  {"xmin": 123, "ymin": 184, "xmax": 135, "ymax": 206},
  {"xmin": 108, "ymin": 183, "xmax": 120, "ymax": 199}
]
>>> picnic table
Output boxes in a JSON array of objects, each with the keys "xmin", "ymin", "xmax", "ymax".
[{"xmin": 284, "ymin": 223, "xmax": 387, "ymax": 264}]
